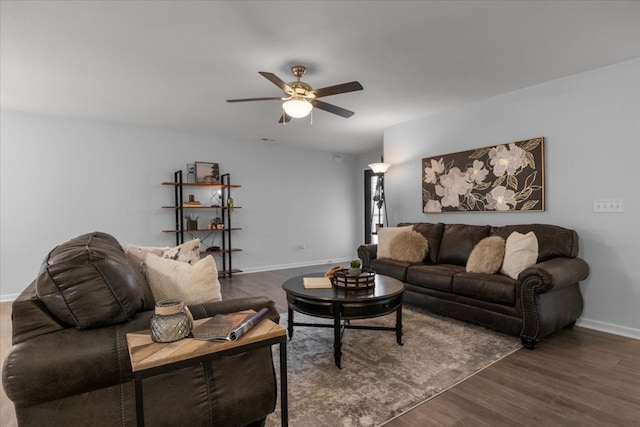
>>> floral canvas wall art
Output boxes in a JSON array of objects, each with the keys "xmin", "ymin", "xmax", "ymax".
[{"xmin": 422, "ymin": 137, "xmax": 545, "ymax": 213}]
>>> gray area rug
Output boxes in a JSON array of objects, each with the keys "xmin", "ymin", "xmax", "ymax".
[{"xmin": 266, "ymin": 305, "xmax": 521, "ymax": 427}]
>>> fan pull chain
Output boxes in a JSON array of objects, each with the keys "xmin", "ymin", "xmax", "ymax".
[
  {"xmin": 310, "ymin": 108, "xmax": 313, "ymax": 125},
  {"xmin": 282, "ymin": 109, "xmax": 286, "ymax": 126}
]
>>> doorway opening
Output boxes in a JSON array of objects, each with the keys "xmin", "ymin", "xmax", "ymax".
[{"xmin": 364, "ymin": 169, "xmax": 386, "ymax": 244}]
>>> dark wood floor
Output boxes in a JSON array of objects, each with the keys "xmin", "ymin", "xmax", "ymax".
[
  {"xmin": 222, "ymin": 265, "xmax": 640, "ymax": 426},
  {"xmin": 2, "ymin": 264, "xmax": 639, "ymax": 426}
]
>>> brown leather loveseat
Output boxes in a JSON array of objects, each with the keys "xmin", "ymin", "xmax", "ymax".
[
  {"xmin": 2, "ymin": 232, "xmax": 279, "ymax": 426},
  {"xmin": 358, "ymin": 223, "xmax": 589, "ymax": 348}
]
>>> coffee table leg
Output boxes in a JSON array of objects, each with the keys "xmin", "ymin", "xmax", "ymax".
[
  {"xmin": 287, "ymin": 307, "xmax": 294, "ymax": 339},
  {"xmin": 396, "ymin": 306, "xmax": 403, "ymax": 345},
  {"xmin": 334, "ymin": 304, "xmax": 342, "ymax": 369}
]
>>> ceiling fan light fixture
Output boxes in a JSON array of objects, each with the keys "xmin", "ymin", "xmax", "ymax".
[{"xmin": 282, "ymin": 98, "xmax": 313, "ymax": 118}]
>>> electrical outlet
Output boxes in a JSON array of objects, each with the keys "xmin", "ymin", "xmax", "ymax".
[{"xmin": 593, "ymin": 199, "xmax": 624, "ymax": 213}]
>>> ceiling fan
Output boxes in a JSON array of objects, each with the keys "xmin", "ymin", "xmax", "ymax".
[{"xmin": 226, "ymin": 65, "xmax": 363, "ymax": 123}]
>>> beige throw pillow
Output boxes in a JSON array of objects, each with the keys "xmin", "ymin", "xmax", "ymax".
[
  {"xmin": 377, "ymin": 226, "xmax": 413, "ymax": 258},
  {"xmin": 389, "ymin": 230, "xmax": 429, "ymax": 262},
  {"xmin": 144, "ymin": 254, "xmax": 222, "ymax": 305},
  {"xmin": 466, "ymin": 236, "xmax": 506, "ymax": 274},
  {"xmin": 500, "ymin": 231, "xmax": 539, "ymax": 279}
]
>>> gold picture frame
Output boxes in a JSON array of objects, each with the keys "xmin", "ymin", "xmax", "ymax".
[{"xmin": 422, "ymin": 137, "xmax": 545, "ymax": 213}]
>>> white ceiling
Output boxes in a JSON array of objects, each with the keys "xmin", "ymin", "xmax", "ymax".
[{"xmin": 2, "ymin": 1, "xmax": 640, "ymax": 154}]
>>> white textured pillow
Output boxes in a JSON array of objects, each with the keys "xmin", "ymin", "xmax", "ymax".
[
  {"xmin": 162, "ymin": 239, "xmax": 201, "ymax": 265},
  {"xmin": 500, "ymin": 231, "xmax": 539, "ymax": 279},
  {"xmin": 466, "ymin": 236, "xmax": 506, "ymax": 274},
  {"xmin": 144, "ymin": 254, "xmax": 222, "ymax": 305},
  {"xmin": 377, "ymin": 226, "xmax": 413, "ymax": 259},
  {"xmin": 389, "ymin": 230, "xmax": 429, "ymax": 262}
]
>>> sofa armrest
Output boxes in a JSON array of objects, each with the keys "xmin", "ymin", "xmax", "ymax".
[
  {"xmin": 10, "ymin": 281, "xmax": 66, "ymax": 345},
  {"xmin": 357, "ymin": 244, "xmax": 378, "ymax": 268},
  {"xmin": 519, "ymin": 257, "xmax": 589, "ymax": 293},
  {"xmin": 518, "ymin": 257, "xmax": 588, "ymax": 347},
  {"xmin": 3, "ymin": 297, "xmax": 279, "ymax": 407},
  {"xmin": 2, "ymin": 311, "xmax": 153, "ymax": 406},
  {"xmin": 187, "ymin": 297, "xmax": 279, "ymax": 323}
]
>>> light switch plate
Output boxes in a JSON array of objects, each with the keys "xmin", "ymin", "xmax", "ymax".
[{"xmin": 593, "ymin": 199, "xmax": 624, "ymax": 213}]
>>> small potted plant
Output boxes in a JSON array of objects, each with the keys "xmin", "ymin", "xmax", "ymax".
[{"xmin": 349, "ymin": 259, "xmax": 362, "ymax": 277}]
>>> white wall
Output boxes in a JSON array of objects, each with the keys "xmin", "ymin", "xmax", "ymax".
[
  {"xmin": 383, "ymin": 58, "xmax": 640, "ymax": 338},
  {"xmin": 0, "ymin": 111, "xmax": 361, "ymax": 299}
]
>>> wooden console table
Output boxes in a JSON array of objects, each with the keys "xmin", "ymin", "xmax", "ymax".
[{"xmin": 126, "ymin": 313, "xmax": 287, "ymax": 426}]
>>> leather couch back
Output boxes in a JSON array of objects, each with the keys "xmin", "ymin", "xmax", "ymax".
[
  {"xmin": 491, "ymin": 224, "xmax": 579, "ymax": 261},
  {"xmin": 35, "ymin": 232, "xmax": 146, "ymax": 329},
  {"xmin": 437, "ymin": 224, "xmax": 491, "ymax": 266},
  {"xmin": 398, "ymin": 222, "xmax": 444, "ymax": 264},
  {"xmin": 396, "ymin": 222, "xmax": 579, "ymax": 266}
]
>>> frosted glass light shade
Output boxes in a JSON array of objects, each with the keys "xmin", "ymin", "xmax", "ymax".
[
  {"xmin": 282, "ymin": 99, "xmax": 313, "ymax": 118},
  {"xmin": 369, "ymin": 162, "xmax": 391, "ymax": 174}
]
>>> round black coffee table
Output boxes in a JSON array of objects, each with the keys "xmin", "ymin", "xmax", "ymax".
[{"xmin": 282, "ymin": 272, "xmax": 405, "ymax": 368}]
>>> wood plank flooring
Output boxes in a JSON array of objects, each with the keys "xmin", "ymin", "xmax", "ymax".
[{"xmin": 2, "ymin": 264, "xmax": 639, "ymax": 426}]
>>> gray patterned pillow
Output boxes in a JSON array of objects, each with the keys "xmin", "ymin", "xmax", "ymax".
[{"xmin": 161, "ymin": 239, "xmax": 201, "ymax": 265}]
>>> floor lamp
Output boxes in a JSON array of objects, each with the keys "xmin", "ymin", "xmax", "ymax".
[{"xmin": 368, "ymin": 161, "xmax": 391, "ymax": 234}]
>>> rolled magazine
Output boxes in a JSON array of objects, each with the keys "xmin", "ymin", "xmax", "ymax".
[{"xmin": 191, "ymin": 307, "xmax": 270, "ymax": 341}]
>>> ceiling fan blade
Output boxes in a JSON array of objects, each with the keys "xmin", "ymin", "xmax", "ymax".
[
  {"xmin": 312, "ymin": 81, "xmax": 363, "ymax": 98},
  {"xmin": 259, "ymin": 71, "xmax": 295, "ymax": 95},
  {"xmin": 311, "ymin": 99, "xmax": 355, "ymax": 118},
  {"xmin": 278, "ymin": 111, "xmax": 292, "ymax": 123},
  {"xmin": 226, "ymin": 97, "xmax": 284, "ymax": 103}
]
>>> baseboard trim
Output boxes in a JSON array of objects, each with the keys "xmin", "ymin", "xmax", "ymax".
[
  {"xmin": 0, "ymin": 293, "xmax": 19, "ymax": 303},
  {"xmin": 577, "ymin": 317, "xmax": 640, "ymax": 340},
  {"xmin": 238, "ymin": 258, "xmax": 352, "ymax": 274}
]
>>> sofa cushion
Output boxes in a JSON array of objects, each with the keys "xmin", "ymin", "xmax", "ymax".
[
  {"xmin": 466, "ymin": 236, "xmax": 506, "ymax": 274},
  {"xmin": 500, "ymin": 231, "xmax": 539, "ymax": 279},
  {"xmin": 370, "ymin": 258, "xmax": 413, "ymax": 282},
  {"xmin": 144, "ymin": 254, "xmax": 222, "ymax": 305},
  {"xmin": 452, "ymin": 273, "xmax": 517, "ymax": 305},
  {"xmin": 406, "ymin": 264, "xmax": 465, "ymax": 293},
  {"xmin": 437, "ymin": 224, "xmax": 491, "ymax": 266},
  {"xmin": 389, "ymin": 230, "xmax": 429, "ymax": 262},
  {"xmin": 35, "ymin": 232, "xmax": 144, "ymax": 329},
  {"xmin": 377, "ymin": 226, "xmax": 413, "ymax": 258},
  {"xmin": 398, "ymin": 222, "xmax": 444, "ymax": 264}
]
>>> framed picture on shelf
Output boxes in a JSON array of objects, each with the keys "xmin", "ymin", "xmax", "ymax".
[{"xmin": 195, "ymin": 162, "xmax": 220, "ymax": 184}]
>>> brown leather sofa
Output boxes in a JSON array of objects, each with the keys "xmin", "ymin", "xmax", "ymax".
[
  {"xmin": 358, "ymin": 223, "xmax": 589, "ymax": 348},
  {"xmin": 2, "ymin": 232, "xmax": 279, "ymax": 426}
]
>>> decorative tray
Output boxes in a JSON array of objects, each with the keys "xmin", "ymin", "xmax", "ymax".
[{"xmin": 332, "ymin": 268, "xmax": 376, "ymax": 289}]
